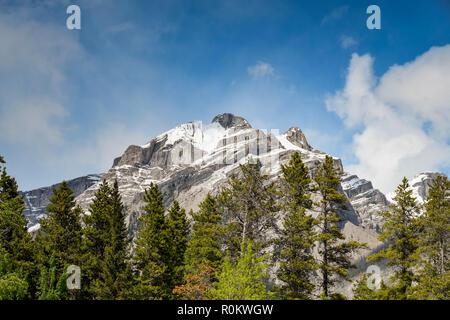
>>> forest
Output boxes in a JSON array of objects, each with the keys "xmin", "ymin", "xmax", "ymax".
[{"xmin": 0, "ymin": 152, "xmax": 448, "ymax": 300}]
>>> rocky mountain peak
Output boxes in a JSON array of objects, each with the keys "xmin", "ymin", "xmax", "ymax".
[
  {"xmin": 284, "ymin": 126, "xmax": 312, "ymax": 151},
  {"xmin": 211, "ymin": 113, "xmax": 252, "ymax": 130}
]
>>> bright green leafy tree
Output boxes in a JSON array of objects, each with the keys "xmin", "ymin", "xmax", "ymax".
[{"xmin": 210, "ymin": 241, "xmax": 270, "ymax": 300}]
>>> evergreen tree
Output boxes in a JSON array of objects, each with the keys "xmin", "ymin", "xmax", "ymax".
[
  {"xmin": 82, "ymin": 180, "xmax": 113, "ymax": 298},
  {"xmin": 133, "ymin": 183, "xmax": 168, "ymax": 299},
  {"xmin": 173, "ymin": 264, "xmax": 215, "ymax": 300},
  {"xmin": 38, "ymin": 255, "xmax": 68, "ymax": 300},
  {"xmin": 274, "ymin": 152, "xmax": 316, "ymax": 299},
  {"xmin": 39, "ymin": 181, "xmax": 83, "ymax": 271},
  {"xmin": 94, "ymin": 180, "xmax": 132, "ymax": 300},
  {"xmin": 0, "ymin": 248, "xmax": 29, "ymax": 300},
  {"xmin": 0, "ymin": 157, "xmax": 29, "ymax": 264},
  {"xmin": 0, "ymin": 156, "xmax": 36, "ymax": 298},
  {"xmin": 314, "ymin": 155, "xmax": 365, "ymax": 299},
  {"xmin": 185, "ymin": 194, "xmax": 223, "ymax": 274},
  {"xmin": 219, "ymin": 160, "xmax": 279, "ymax": 258},
  {"xmin": 209, "ymin": 241, "xmax": 270, "ymax": 300},
  {"xmin": 413, "ymin": 175, "xmax": 449, "ymax": 299},
  {"xmin": 368, "ymin": 177, "xmax": 422, "ymax": 299},
  {"xmin": 165, "ymin": 200, "xmax": 189, "ymax": 298}
]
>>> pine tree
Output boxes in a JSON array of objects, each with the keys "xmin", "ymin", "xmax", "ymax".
[
  {"xmin": 314, "ymin": 155, "xmax": 365, "ymax": 299},
  {"xmin": 185, "ymin": 194, "xmax": 223, "ymax": 274},
  {"xmin": 133, "ymin": 183, "xmax": 168, "ymax": 300},
  {"xmin": 173, "ymin": 264, "xmax": 215, "ymax": 300},
  {"xmin": 368, "ymin": 177, "xmax": 422, "ymax": 299},
  {"xmin": 165, "ymin": 201, "xmax": 189, "ymax": 298},
  {"xmin": 209, "ymin": 240, "xmax": 270, "ymax": 300},
  {"xmin": 94, "ymin": 180, "xmax": 132, "ymax": 300},
  {"xmin": 0, "ymin": 156, "xmax": 36, "ymax": 298},
  {"xmin": 0, "ymin": 158, "xmax": 29, "ymax": 263},
  {"xmin": 413, "ymin": 175, "xmax": 449, "ymax": 299},
  {"xmin": 38, "ymin": 182, "xmax": 83, "ymax": 271},
  {"xmin": 82, "ymin": 180, "xmax": 112, "ymax": 298},
  {"xmin": 219, "ymin": 160, "xmax": 279, "ymax": 258},
  {"xmin": 0, "ymin": 248, "xmax": 29, "ymax": 300},
  {"xmin": 37, "ymin": 255, "xmax": 68, "ymax": 300},
  {"xmin": 274, "ymin": 152, "xmax": 316, "ymax": 299}
]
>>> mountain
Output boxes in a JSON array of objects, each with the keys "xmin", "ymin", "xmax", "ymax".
[
  {"xmin": 386, "ymin": 172, "xmax": 445, "ymax": 204},
  {"xmin": 18, "ymin": 113, "xmax": 446, "ymax": 297},
  {"xmin": 20, "ymin": 174, "xmax": 102, "ymax": 231}
]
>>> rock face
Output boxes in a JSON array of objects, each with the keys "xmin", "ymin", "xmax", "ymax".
[
  {"xmin": 19, "ymin": 113, "xmax": 447, "ymax": 298},
  {"xmin": 341, "ymin": 174, "xmax": 389, "ymax": 232},
  {"xmin": 20, "ymin": 174, "xmax": 102, "ymax": 230}
]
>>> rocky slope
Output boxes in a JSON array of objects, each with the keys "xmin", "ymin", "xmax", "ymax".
[
  {"xmin": 20, "ymin": 174, "xmax": 102, "ymax": 231},
  {"xmin": 19, "ymin": 113, "xmax": 446, "ymax": 297}
]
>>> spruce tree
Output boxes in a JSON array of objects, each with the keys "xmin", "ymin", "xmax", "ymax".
[
  {"xmin": 165, "ymin": 200, "xmax": 189, "ymax": 298},
  {"xmin": 314, "ymin": 155, "xmax": 365, "ymax": 299},
  {"xmin": 39, "ymin": 181, "xmax": 83, "ymax": 271},
  {"xmin": 209, "ymin": 240, "xmax": 270, "ymax": 300},
  {"xmin": 0, "ymin": 248, "xmax": 29, "ymax": 300},
  {"xmin": 368, "ymin": 177, "xmax": 422, "ymax": 299},
  {"xmin": 0, "ymin": 156, "xmax": 36, "ymax": 297},
  {"xmin": 219, "ymin": 160, "xmax": 279, "ymax": 258},
  {"xmin": 0, "ymin": 158, "xmax": 29, "ymax": 263},
  {"xmin": 414, "ymin": 175, "xmax": 449, "ymax": 299},
  {"xmin": 274, "ymin": 152, "xmax": 316, "ymax": 299},
  {"xmin": 94, "ymin": 180, "xmax": 132, "ymax": 300},
  {"xmin": 37, "ymin": 255, "xmax": 68, "ymax": 300},
  {"xmin": 133, "ymin": 183, "xmax": 168, "ymax": 299},
  {"xmin": 185, "ymin": 194, "xmax": 223, "ymax": 274},
  {"xmin": 82, "ymin": 180, "xmax": 112, "ymax": 297}
]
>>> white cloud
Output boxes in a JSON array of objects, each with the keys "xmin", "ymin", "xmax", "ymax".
[
  {"xmin": 247, "ymin": 61, "xmax": 274, "ymax": 79},
  {"xmin": 0, "ymin": 9, "xmax": 83, "ymax": 148},
  {"xmin": 340, "ymin": 35, "xmax": 358, "ymax": 49},
  {"xmin": 326, "ymin": 46, "xmax": 450, "ymax": 193},
  {"xmin": 321, "ymin": 5, "xmax": 349, "ymax": 25}
]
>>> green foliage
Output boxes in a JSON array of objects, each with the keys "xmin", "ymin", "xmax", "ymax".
[
  {"xmin": 164, "ymin": 200, "xmax": 189, "ymax": 299},
  {"xmin": 82, "ymin": 180, "xmax": 113, "ymax": 298},
  {"xmin": 185, "ymin": 194, "xmax": 223, "ymax": 274},
  {"xmin": 39, "ymin": 181, "xmax": 83, "ymax": 270},
  {"xmin": 93, "ymin": 180, "xmax": 133, "ymax": 300},
  {"xmin": 0, "ymin": 156, "xmax": 36, "ymax": 297},
  {"xmin": 314, "ymin": 155, "xmax": 365, "ymax": 298},
  {"xmin": 0, "ymin": 160, "xmax": 29, "ymax": 261},
  {"xmin": 38, "ymin": 255, "xmax": 68, "ymax": 300},
  {"xmin": 210, "ymin": 241, "xmax": 270, "ymax": 300},
  {"xmin": 274, "ymin": 152, "xmax": 316, "ymax": 299},
  {"xmin": 83, "ymin": 180, "xmax": 132, "ymax": 299},
  {"xmin": 368, "ymin": 177, "xmax": 422, "ymax": 299},
  {"xmin": 219, "ymin": 160, "xmax": 279, "ymax": 258},
  {"xmin": 133, "ymin": 183, "xmax": 169, "ymax": 299},
  {"xmin": 413, "ymin": 175, "xmax": 449, "ymax": 299},
  {"xmin": 0, "ymin": 248, "xmax": 29, "ymax": 300}
]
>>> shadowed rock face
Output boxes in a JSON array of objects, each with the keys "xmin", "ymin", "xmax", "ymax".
[
  {"xmin": 212, "ymin": 113, "xmax": 252, "ymax": 130},
  {"xmin": 19, "ymin": 113, "xmax": 446, "ymax": 298},
  {"xmin": 20, "ymin": 174, "xmax": 102, "ymax": 229},
  {"xmin": 284, "ymin": 127, "xmax": 312, "ymax": 151},
  {"xmin": 341, "ymin": 174, "xmax": 389, "ymax": 232}
]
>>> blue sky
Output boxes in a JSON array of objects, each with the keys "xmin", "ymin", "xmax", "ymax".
[{"xmin": 0, "ymin": 0, "xmax": 449, "ymax": 192}]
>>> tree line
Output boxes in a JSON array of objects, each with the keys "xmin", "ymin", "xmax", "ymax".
[{"xmin": 0, "ymin": 153, "xmax": 448, "ymax": 300}]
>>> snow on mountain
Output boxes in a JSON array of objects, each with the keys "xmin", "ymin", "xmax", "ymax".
[
  {"xmin": 385, "ymin": 172, "xmax": 445, "ymax": 205},
  {"xmin": 19, "ymin": 113, "xmax": 447, "ymax": 297}
]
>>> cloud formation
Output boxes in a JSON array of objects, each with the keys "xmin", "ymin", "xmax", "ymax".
[
  {"xmin": 321, "ymin": 5, "xmax": 349, "ymax": 25},
  {"xmin": 247, "ymin": 61, "xmax": 274, "ymax": 79},
  {"xmin": 340, "ymin": 35, "xmax": 358, "ymax": 49},
  {"xmin": 326, "ymin": 46, "xmax": 450, "ymax": 193}
]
